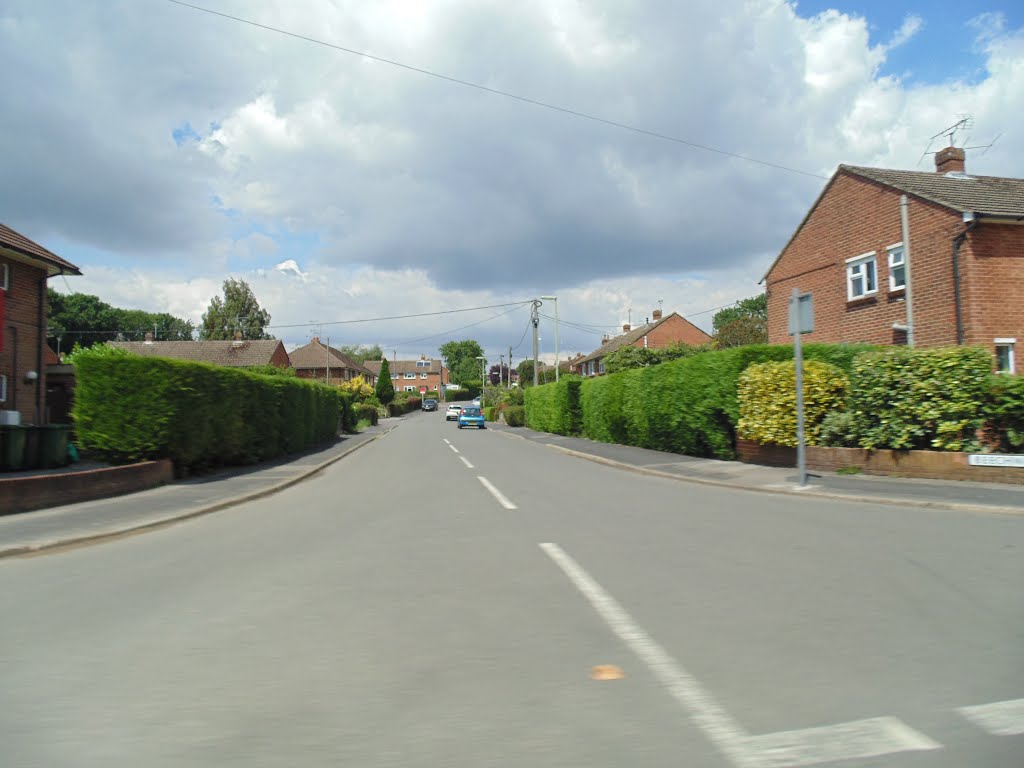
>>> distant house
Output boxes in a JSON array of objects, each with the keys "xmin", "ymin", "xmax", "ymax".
[
  {"xmin": 289, "ymin": 337, "xmax": 376, "ymax": 386},
  {"xmin": 1, "ymin": 222, "xmax": 82, "ymax": 424},
  {"xmin": 110, "ymin": 334, "xmax": 291, "ymax": 369},
  {"xmin": 363, "ymin": 355, "xmax": 449, "ymax": 395},
  {"xmin": 569, "ymin": 309, "xmax": 713, "ymax": 377},
  {"xmin": 763, "ymin": 147, "xmax": 1024, "ymax": 373}
]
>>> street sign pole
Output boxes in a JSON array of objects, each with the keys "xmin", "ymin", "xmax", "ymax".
[{"xmin": 789, "ymin": 287, "xmax": 813, "ymax": 489}]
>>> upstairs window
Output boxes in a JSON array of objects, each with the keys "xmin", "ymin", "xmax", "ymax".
[
  {"xmin": 404, "ymin": 372, "xmax": 416, "ymax": 379},
  {"xmin": 420, "ymin": 372, "xmax": 428, "ymax": 379},
  {"xmin": 846, "ymin": 252, "xmax": 877, "ymax": 300},
  {"xmin": 0, "ymin": 263, "xmax": 8, "ymax": 290},
  {"xmin": 888, "ymin": 244, "xmax": 906, "ymax": 291},
  {"xmin": 0, "ymin": 374, "xmax": 6, "ymax": 402},
  {"xmin": 995, "ymin": 339, "xmax": 1016, "ymax": 374},
  {"xmin": 416, "ymin": 360, "xmax": 430, "ymax": 367}
]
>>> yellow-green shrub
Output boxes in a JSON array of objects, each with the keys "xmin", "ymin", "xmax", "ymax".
[{"xmin": 737, "ymin": 360, "xmax": 848, "ymax": 446}]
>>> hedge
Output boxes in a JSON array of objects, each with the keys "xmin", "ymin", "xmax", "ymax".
[
  {"xmin": 504, "ymin": 405, "xmax": 526, "ymax": 427},
  {"xmin": 353, "ymin": 402, "xmax": 378, "ymax": 426},
  {"xmin": 737, "ymin": 360, "xmax": 848, "ymax": 446},
  {"xmin": 483, "ymin": 406, "xmax": 499, "ymax": 422},
  {"xmin": 985, "ymin": 374, "xmax": 1024, "ymax": 452},
  {"xmin": 579, "ymin": 344, "xmax": 876, "ymax": 459},
  {"xmin": 524, "ymin": 378, "xmax": 583, "ymax": 435},
  {"xmin": 337, "ymin": 390, "xmax": 357, "ymax": 434},
  {"xmin": 850, "ymin": 346, "xmax": 993, "ymax": 451},
  {"xmin": 73, "ymin": 351, "xmax": 340, "ymax": 472}
]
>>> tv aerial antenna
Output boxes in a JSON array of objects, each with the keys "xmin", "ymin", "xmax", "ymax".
[{"xmin": 917, "ymin": 115, "xmax": 1000, "ymax": 167}]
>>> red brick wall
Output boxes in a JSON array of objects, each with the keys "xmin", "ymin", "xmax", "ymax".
[
  {"xmin": 766, "ymin": 173, "xmax": 973, "ymax": 348},
  {"xmin": 270, "ymin": 344, "xmax": 291, "ymax": 369},
  {"xmin": 962, "ymin": 224, "xmax": 1024, "ymax": 358},
  {"xmin": 633, "ymin": 313, "xmax": 713, "ymax": 349},
  {"xmin": 0, "ymin": 254, "xmax": 47, "ymax": 423}
]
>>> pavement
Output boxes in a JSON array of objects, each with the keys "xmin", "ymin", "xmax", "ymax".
[{"xmin": 2, "ymin": 418, "xmax": 1022, "ymax": 558}]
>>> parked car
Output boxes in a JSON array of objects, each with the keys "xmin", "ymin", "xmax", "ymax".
[
  {"xmin": 472, "ymin": 397, "xmax": 481, "ymax": 407},
  {"xmin": 458, "ymin": 406, "xmax": 486, "ymax": 429},
  {"xmin": 422, "ymin": 399, "xmax": 438, "ymax": 412},
  {"xmin": 445, "ymin": 404, "xmax": 464, "ymax": 421}
]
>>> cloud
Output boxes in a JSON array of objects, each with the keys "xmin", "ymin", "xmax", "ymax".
[{"xmin": 6, "ymin": 0, "xmax": 1024, "ymax": 359}]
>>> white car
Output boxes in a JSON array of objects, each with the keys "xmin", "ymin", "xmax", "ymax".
[
  {"xmin": 471, "ymin": 397, "xmax": 481, "ymax": 407},
  {"xmin": 445, "ymin": 404, "xmax": 464, "ymax": 421}
]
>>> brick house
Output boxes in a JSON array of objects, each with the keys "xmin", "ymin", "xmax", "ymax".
[
  {"xmin": 363, "ymin": 356, "xmax": 449, "ymax": 395},
  {"xmin": 1, "ymin": 223, "xmax": 82, "ymax": 424},
  {"xmin": 289, "ymin": 338, "xmax": 376, "ymax": 386},
  {"xmin": 110, "ymin": 335, "xmax": 291, "ymax": 368},
  {"xmin": 763, "ymin": 147, "xmax": 1024, "ymax": 372},
  {"xmin": 569, "ymin": 309, "xmax": 713, "ymax": 377}
]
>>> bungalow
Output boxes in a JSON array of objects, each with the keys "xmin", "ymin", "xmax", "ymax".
[
  {"xmin": 289, "ymin": 337, "xmax": 376, "ymax": 385},
  {"xmin": 110, "ymin": 333, "xmax": 291, "ymax": 369}
]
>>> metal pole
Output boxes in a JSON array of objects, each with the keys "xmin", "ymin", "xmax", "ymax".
[
  {"xmin": 792, "ymin": 287, "xmax": 807, "ymax": 488},
  {"xmin": 553, "ymin": 299, "xmax": 559, "ymax": 382},
  {"xmin": 899, "ymin": 195, "xmax": 915, "ymax": 346},
  {"xmin": 532, "ymin": 301, "xmax": 540, "ymax": 386},
  {"xmin": 326, "ymin": 336, "xmax": 330, "ymax": 385},
  {"xmin": 508, "ymin": 346, "xmax": 512, "ymax": 387}
]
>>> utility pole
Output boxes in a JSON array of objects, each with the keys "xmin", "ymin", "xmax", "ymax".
[
  {"xmin": 531, "ymin": 300, "xmax": 541, "ymax": 386},
  {"xmin": 508, "ymin": 346, "xmax": 512, "ymax": 387},
  {"xmin": 326, "ymin": 336, "xmax": 330, "ymax": 385},
  {"xmin": 499, "ymin": 353, "xmax": 504, "ymax": 387}
]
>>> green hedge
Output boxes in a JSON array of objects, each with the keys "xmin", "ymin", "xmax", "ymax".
[
  {"xmin": 337, "ymin": 390, "xmax": 357, "ymax": 434},
  {"xmin": 985, "ymin": 374, "xmax": 1024, "ymax": 451},
  {"xmin": 578, "ymin": 343, "xmax": 877, "ymax": 459},
  {"xmin": 73, "ymin": 351, "xmax": 340, "ymax": 472},
  {"xmin": 504, "ymin": 405, "xmax": 526, "ymax": 427},
  {"xmin": 850, "ymin": 346, "xmax": 993, "ymax": 451},
  {"xmin": 483, "ymin": 406, "xmax": 499, "ymax": 422},
  {"xmin": 353, "ymin": 402, "xmax": 378, "ymax": 426},
  {"xmin": 524, "ymin": 378, "xmax": 583, "ymax": 435}
]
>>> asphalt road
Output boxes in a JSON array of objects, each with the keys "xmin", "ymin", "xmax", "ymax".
[{"xmin": 1, "ymin": 412, "xmax": 1022, "ymax": 767}]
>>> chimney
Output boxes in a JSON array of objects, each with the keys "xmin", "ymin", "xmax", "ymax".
[
  {"xmin": 232, "ymin": 330, "xmax": 244, "ymax": 346},
  {"xmin": 602, "ymin": 334, "xmax": 610, "ymax": 344},
  {"xmin": 311, "ymin": 336, "xmax": 319, "ymax": 344},
  {"xmin": 652, "ymin": 308, "xmax": 663, "ymax": 321},
  {"xmin": 935, "ymin": 146, "xmax": 965, "ymax": 174},
  {"xmin": 144, "ymin": 332, "xmax": 154, "ymax": 344},
  {"xmin": 421, "ymin": 354, "xmax": 427, "ymax": 360},
  {"xmin": 622, "ymin": 323, "xmax": 631, "ymax": 333}
]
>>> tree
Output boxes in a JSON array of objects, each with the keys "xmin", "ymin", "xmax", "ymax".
[
  {"xmin": 337, "ymin": 344, "xmax": 384, "ymax": 364},
  {"xmin": 375, "ymin": 358, "xmax": 395, "ymax": 405},
  {"xmin": 47, "ymin": 288, "xmax": 195, "ymax": 352},
  {"xmin": 200, "ymin": 278, "xmax": 272, "ymax": 340},
  {"xmin": 488, "ymin": 363, "xmax": 511, "ymax": 385},
  {"xmin": 439, "ymin": 339, "xmax": 484, "ymax": 385},
  {"xmin": 712, "ymin": 294, "xmax": 767, "ymax": 348},
  {"xmin": 516, "ymin": 359, "xmax": 557, "ymax": 386}
]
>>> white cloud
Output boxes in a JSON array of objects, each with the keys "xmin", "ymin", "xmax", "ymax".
[{"xmin": 5, "ymin": 0, "xmax": 1023, "ymax": 360}]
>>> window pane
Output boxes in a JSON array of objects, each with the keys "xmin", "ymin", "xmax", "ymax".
[
  {"xmin": 850, "ymin": 272, "xmax": 864, "ymax": 297},
  {"xmin": 996, "ymin": 345, "xmax": 1013, "ymax": 373},
  {"xmin": 865, "ymin": 260, "xmax": 876, "ymax": 291},
  {"xmin": 891, "ymin": 264, "xmax": 905, "ymax": 289}
]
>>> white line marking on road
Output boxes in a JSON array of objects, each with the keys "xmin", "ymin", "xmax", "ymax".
[
  {"xmin": 958, "ymin": 698, "xmax": 1024, "ymax": 736},
  {"xmin": 477, "ymin": 477, "xmax": 517, "ymax": 509},
  {"xmin": 448, "ymin": 444, "xmax": 459, "ymax": 454},
  {"xmin": 443, "ymin": 439, "xmax": 451, "ymax": 445},
  {"xmin": 459, "ymin": 456, "xmax": 474, "ymax": 469},
  {"xmin": 538, "ymin": 542, "xmax": 942, "ymax": 768},
  {"xmin": 745, "ymin": 717, "xmax": 941, "ymax": 767}
]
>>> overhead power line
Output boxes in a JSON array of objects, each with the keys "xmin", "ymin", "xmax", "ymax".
[
  {"xmin": 165, "ymin": 0, "xmax": 828, "ymax": 180},
  {"xmin": 383, "ymin": 302, "xmax": 528, "ymax": 348}
]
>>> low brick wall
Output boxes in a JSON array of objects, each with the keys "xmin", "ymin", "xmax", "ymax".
[
  {"xmin": 737, "ymin": 439, "xmax": 1024, "ymax": 485},
  {"xmin": 0, "ymin": 460, "xmax": 174, "ymax": 516}
]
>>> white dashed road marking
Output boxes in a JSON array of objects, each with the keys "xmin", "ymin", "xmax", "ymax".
[
  {"xmin": 958, "ymin": 698, "xmax": 1024, "ymax": 736},
  {"xmin": 477, "ymin": 477, "xmax": 517, "ymax": 510},
  {"xmin": 448, "ymin": 444, "xmax": 459, "ymax": 454},
  {"xmin": 539, "ymin": 542, "xmax": 942, "ymax": 768},
  {"xmin": 459, "ymin": 456, "xmax": 474, "ymax": 469}
]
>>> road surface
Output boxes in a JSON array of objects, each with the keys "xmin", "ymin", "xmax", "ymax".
[{"xmin": 2, "ymin": 412, "xmax": 1022, "ymax": 767}]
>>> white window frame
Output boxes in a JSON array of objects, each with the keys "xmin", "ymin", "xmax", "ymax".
[
  {"xmin": 416, "ymin": 360, "xmax": 429, "ymax": 367},
  {"xmin": 403, "ymin": 372, "xmax": 416, "ymax": 379},
  {"xmin": 887, "ymin": 243, "xmax": 905, "ymax": 292},
  {"xmin": 404, "ymin": 385, "xmax": 416, "ymax": 392},
  {"xmin": 0, "ymin": 374, "xmax": 6, "ymax": 402},
  {"xmin": 846, "ymin": 252, "xmax": 878, "ymax": 300},
  {"xmin": 995, "ymin": 338, "xmax": 1016, "ymax": 374},
  {"xmin": 0, "ymin": 263, "xmax": 8, "ymax": 290},
  {"xmin": 420, "ymin": 372, "xmax": 428, "ymax": 379}
]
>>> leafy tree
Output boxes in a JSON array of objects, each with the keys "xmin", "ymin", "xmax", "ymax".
[
  {"xmin": 712, "ymin": 294, "xmax": 767, "ymax": 348},
  {"xmin": 375, "ymin": 358, "xmax": 395, "ymax": 405},
  {"xmin": 337, "ymin": 344, "xmax": 384, "ymax": 364},
  {"xmin": 47, "ymin": 288, "xmax": 195, "ymax": 352},
  {"xmin": 489, "ymin": 363, "xmax": 511, "ymax": 385},
  {"xmin": 516, "ymin": 359, "xmax": 557, "ymax": 386},
  {"xmin": 439, "ymin": 339, "xmax": 484, "ymax": 385},
  {"xmin": 339, "ymin": 375, "xmax": 374, "ymax": 400},
  {"xmin": 200, "ymin": 278, "xmax": 272, "ymax": 340}
]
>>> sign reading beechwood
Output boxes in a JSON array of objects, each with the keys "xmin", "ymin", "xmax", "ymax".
[{"xmin": 968, "ymin": 454, "xmax": 1024, "ymax": 468}]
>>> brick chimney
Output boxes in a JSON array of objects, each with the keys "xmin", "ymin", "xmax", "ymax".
[
  {"xmin": 652, "ymin": 308, "xmax": 663, "ymax": 321},
  {"xmin": 144, "ymin": 332, "xmax": 154, "ymax": 344},
  {"xmin": 602, "ymin": 334, "xmax": 610, "ymax": 344},
  {"xmin": 935, "ymin": 146, "xmax": 965, "ymax": 174},
  {"xmin": 622, "ymin": 323, "xmax": 631, "ymax": 333},
  {"xmin": 311, "ymin": 336, "xmax": 319, "ymax": 344}
]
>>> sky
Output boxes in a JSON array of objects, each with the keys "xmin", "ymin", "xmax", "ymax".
[{"xmin": 2, "ymin": 0, "xmax": 1021, "ymax": 366}]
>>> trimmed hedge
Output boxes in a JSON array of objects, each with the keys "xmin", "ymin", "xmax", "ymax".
[
  {"xmin": 353, "ymin": 402, "xmax": 378, "ymax": 426},
  {"xmin": 337, "ymin": 390, "xmax": 357, "ymax": 434},
  {"xmin": 579, "ymin": 344, "xmax": 876, "ymax": 459},
  {"xmin": 504, "ymin": 405, "xmax": 526, "ymax": 427},
  {"xmin": 737, "ymin": 360, "xmax": 849, "ymax": 446},
  {"xmin": 73, "ymin": 352, "xmax": 340, "ymax": 472},
  {"xmin": 850, "ymin": 346, "xmax": 992, "ymax": 451},
  {"xmin": 524, "ymin": 378, "xmax": 583, "ymax": 435},
  {"xmin": 986, "ymin": 374, "xmax": 1024, "ymax": 451},
  {"xmin": 483, "ymin": 406, "xmax": 499, "ymax": 422}
]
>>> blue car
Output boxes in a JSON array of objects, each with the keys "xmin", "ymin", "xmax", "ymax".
[{"xmin": 458, "ymin": 406, "xmax": 486, "ymax": 429}]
